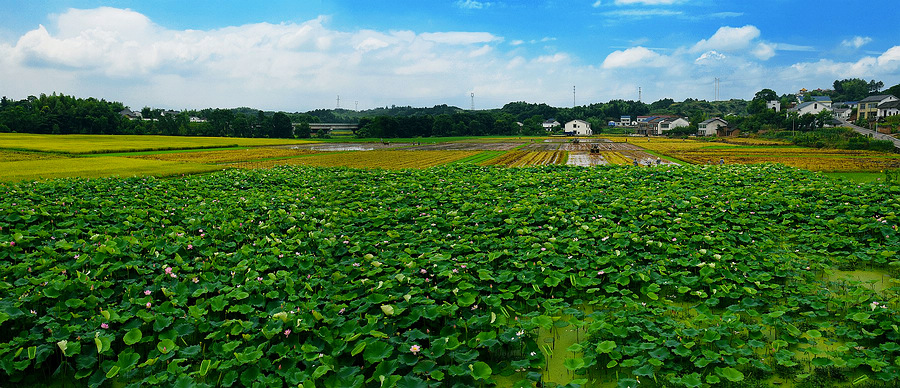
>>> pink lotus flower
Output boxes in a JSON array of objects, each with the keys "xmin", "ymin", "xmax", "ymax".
[
  {"xmin": 101, "ymin": 323, "xmax": 109, "ymax": 329},
  {"xmin": 187, "ymin": 244, "xmax": 193, "ymax": 250},
  {"xmin": 144, "ymin": 290, "xmax": 152, "ymax": 295},
  {"xmin": 284, "ymin": 329, "xmax": 291, "ymax": 337},
  {"xmin": 146, "ymin": 302, "xmax": 152, "ymax": 308},
  {"xmin": 410, "ymin": 344, "xmax": 421, "ymax": 354}
]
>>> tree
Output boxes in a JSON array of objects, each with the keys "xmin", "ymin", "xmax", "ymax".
[
  {"xmin": 885, "ymin": 83, "xmax": 900, "ymax": 99},
  {"xmin": 868, "ymin": 80, "xmax": 884, "ymax": 93},
  {"xmin": 271, "ymin": 112, "xmax": 293, "ymax": 138},
  {"xmin": 753, "ymin": 89, "xmax": 778, "ymax": 102},
  {"xmin": 815, "ymin": 109, "xmax": 834, "ymax": 129}
]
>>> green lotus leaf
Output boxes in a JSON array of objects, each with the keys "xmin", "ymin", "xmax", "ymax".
[
  {"xmin": 716, "ymin": 367, "xmax": 744, "ymax": 382},
  {"xmin": 363, "ymin": 341, "xmax": 392, "ymax": 364},
  {"xmin": 157, "ymin": 338, "xmax": 175, "ymax": 354},
  {"xmin": 470, "ymin": 361, "xmax": 492, "ymax": 380},
  {"xmin": 681, "ymin": 373, "xmax": 703, "ymax": 388},
  {"xmin": 563, "ymin": 357, "xmax": 585, "ymax": 371},
  {"xmin": 123, "ymin": 328, "xmax": 142, "ymax": 346}
]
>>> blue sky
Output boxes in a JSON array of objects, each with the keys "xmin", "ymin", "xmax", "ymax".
[{"xmin": 0, "ymin": 0, "xmax": 898, "ymax": 111}]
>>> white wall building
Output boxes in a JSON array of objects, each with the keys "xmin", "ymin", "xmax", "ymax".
[
  {"xmin": 698, "ymin": 118, "xmax": 728, "ymax": 136},
  {"xmin": 658, "ymin": 118, "xmax": 689, "ymax": 133},
  {"xmin": 788, "ymin": 101, "xmax": 831, "ymax": 116},
  {"xmin": 565, "ymin": 120, "xmax": 592, "ymax": 136},
  {"xmin": 878, "ymin": 100, "xmax": 900, "ymax": 118}
]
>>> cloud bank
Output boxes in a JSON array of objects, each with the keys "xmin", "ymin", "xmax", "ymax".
[{"xmin": 1, "ymin": 8, "xmax": 898, "ymax": 111}]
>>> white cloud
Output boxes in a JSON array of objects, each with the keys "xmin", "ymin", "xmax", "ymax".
[
  {"xmin": 2, "ymin": 7, "xmax": 898, "ymax": 111},
  {"xmin": 456, "ymin": 0, "xmax": 492, "ymax": 9},
  {"xmin": 600, "ymin": 9, "xmax": 682, "ymax": 18},
  {"xmin": 878, "ymin": 46, "xmax": 900, "ymax": 71},
  {"xmin": 592, "ymin": 1, "xmax": 603, "ymax": 7},
  {"xmin": 601, "ymin": 46, "xmax": 668, "ymax": 68},
  {"xmin": 695, "ymin": 50, "xmax": 726, "ymax": 64},
  {"xmin": 691, "ymin": 25, "xmax": 760, "ymax": 53},
  {"xmin": 420, "ymin": 32, "xmax": 501, "ymax": 45},
  {"xmin": 841, "ymin": 36, "xmax": 872, "ymax": 49},
  {"xmin": 752, "ymin": 42, "xmax": 776, "ymax": 60}
]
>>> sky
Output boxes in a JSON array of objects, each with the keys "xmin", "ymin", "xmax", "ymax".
[{"xmin": 0, "ymin": 0, "xmax": 898, "ymax": 112}]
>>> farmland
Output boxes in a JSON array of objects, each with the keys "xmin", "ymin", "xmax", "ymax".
[
  {"xmin": 617, "ymin": 137, "xmax": 900, "ymax": 172},
  {"xmin": 0, "ymin": 134, "xmax": 312, "ymax": 154},
  {"xmin": 1, "ymin": 164, "xmax": 899, "ymax": 387}
]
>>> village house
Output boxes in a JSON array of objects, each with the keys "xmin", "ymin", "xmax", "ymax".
[
  {"xmin": 767, "ymin": 100, "xmax": 781, "ymax": 112},
  {"xmin": 878, "ymin": 100, "xmax": 900, "ymax": 119},
  {"xmin": 619, "ymin": 115, "xmax": 631, "ymax": 126},
  {"xmin": 833, "ymin": 107, "xmax": 852, "ymax": 120},
  {"xmin": 542, "ymin": 119, "xmax": 560, "ymax": 131},
  {"xmin": 564, "ymin": 119, "xmax": 592, "ymax": 136},
  {"xmin": 698, "ymin": 118, "xmax": 728, "ymax": 136},
  {"xmin": 858, "ymin": 95, "xmax": 898, "ymax": 120},
  {"xmin": 118, "ymin": 108, "xmax": 142, "ymax": 120},
  {"xmin": 787, "ymin": 101, "xmax": 831, "ymax": 116}
]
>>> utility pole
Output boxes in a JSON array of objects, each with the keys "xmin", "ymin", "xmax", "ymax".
[
  {"xmin": 714, "ymin": 78, "xmax": 720, "ymax": 101},
  {"xmin": 573, "ymin": 86, "xmax": 576, "ymax": 108}
]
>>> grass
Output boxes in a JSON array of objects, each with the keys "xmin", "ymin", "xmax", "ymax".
[
  {"xmin": 0, "ymin": 156, "xmax": 225, "ymax": 182},
  {"xmin": 0, "ymin": 133, "xmax": 313, "ymax": 154}
]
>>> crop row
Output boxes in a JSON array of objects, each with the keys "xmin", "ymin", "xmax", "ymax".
[
  {"xmin": 237, "ymin": 150, "xmax": 479, "ymax": 169},
  {"xmin": 483, "ymin": 151, "xmax": 567, "ymax": 167},
  {"xmin": 0, "ymin": 164, "xmax": 898, "ymax": 387},
  {"xmin": 128, "ymin": 148, "xmax": 322, "ymax": 164},
  {"xmin": 596, "ymin": 152, "xmax": 631, "ymax": 165}
]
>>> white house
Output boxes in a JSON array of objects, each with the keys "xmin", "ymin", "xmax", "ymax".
[
  {"xmin": 658, "ymin": 117, "xmax": 689, "ymax": 133},
  {"xmin": 787, "ymin": 101, "xmax": 831, "ymax": 116},
  {"xmin": 766, "ymin": 100, "xmax": 781, "ymax": 112},
  {"xmin": 878, "ymin": 100, "xmax": 900, "ymax": 118},
  {"xmin": 833, "ymin": 108, "xmax": 852, "ymax": 120},
  {"xmin": 858, "ymin": 95, "xmax": 898, "ymax": 120},
  {"xmin": 565, "ymin": 120, "xmax": 592, "ymax": 136},
  {"xmin": 542, "ymin": 119, "xmax": 561, "ymax": 131},
  {"xmin": 698, "ymin": 118, "xmax": 728, "ymax": 136},
  {"xmin": 619, "ymin": 116, "xmax": 631, "ymax": 126}
]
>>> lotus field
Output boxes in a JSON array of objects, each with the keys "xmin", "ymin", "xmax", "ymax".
[{"xmin": 2, "ymin": 164, "xmax": 900, "ymax": 387}]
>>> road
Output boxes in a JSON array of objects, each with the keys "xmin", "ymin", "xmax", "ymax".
[{"xmin": 837, "ymin": 117, "xmax": 900, "ymax": 150}]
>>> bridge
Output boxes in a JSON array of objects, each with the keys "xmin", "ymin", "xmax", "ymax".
[{"xmin": 305, "ymin": 123, "xmax": 359, "ymax": 133}]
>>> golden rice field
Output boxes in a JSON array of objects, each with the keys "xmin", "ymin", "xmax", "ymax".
[
  {"xmin": 481, "ymin": 151, "xmax": 567, "ymax": 167},
  {"xmin": 236, "ymin": 150, "xmax": 479, "ymax": 170},
  {"xmin": 0, "ymin": 133, "xmax": 312, "ymax": 154},
  {"xmin": 128, "ymin": 147, "xmax": 322, "ymax": 164},
  {"xmin": 0, "ymin": 150, "xmax": 67, "ymax": 162},
  {"xmin": 625, "ymin": 137, "xmax": 900, "ymax": 172},
  {"xmin": 597, "ymin": 151, "xmax": 631, "ymax": 165},
  {"xmin": 0, "ymin": 156, "xmax": 224, "ymax": 182}
]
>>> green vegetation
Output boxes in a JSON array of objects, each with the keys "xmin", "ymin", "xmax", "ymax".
[{"xmin": 1, "ymin": 164, "xmax": 898, "ymax": 387}]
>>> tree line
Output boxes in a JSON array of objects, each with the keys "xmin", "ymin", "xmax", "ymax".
[
  {"xmin": 0, "ymin": 93, "xmax": 314, "ymax": 138},
  {"xmin": 1, "ymin": 78, "xmax": 896, "ymax": 139}
]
